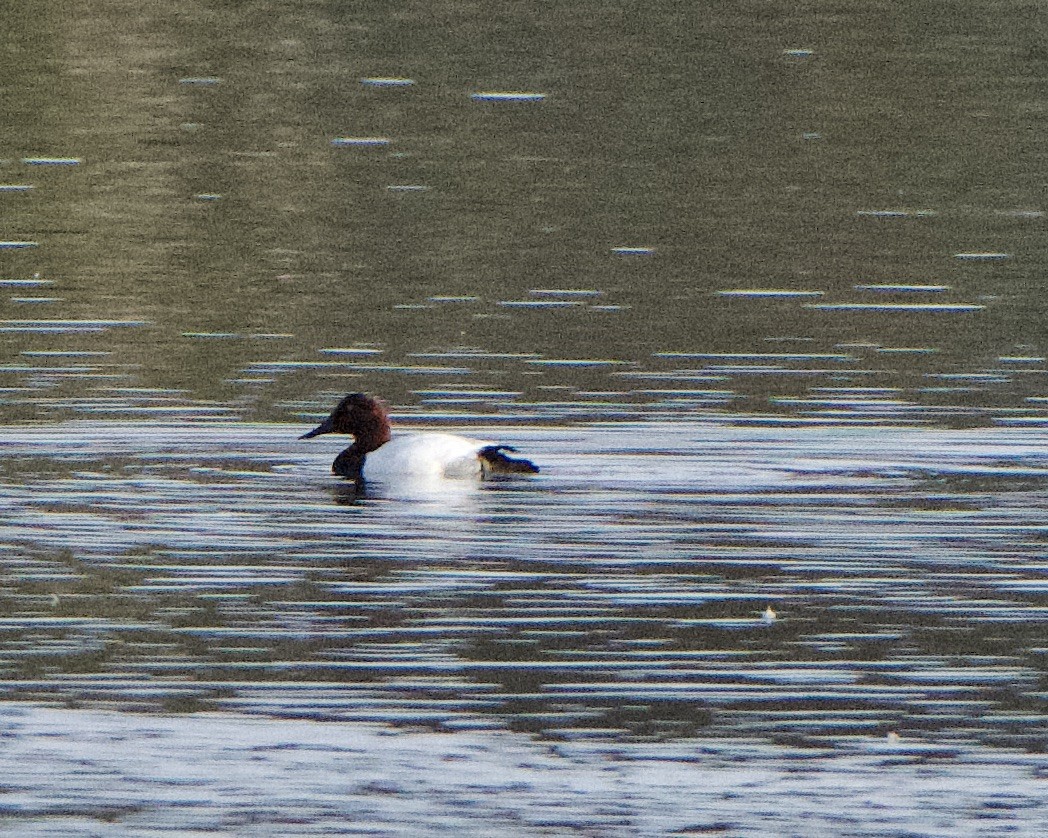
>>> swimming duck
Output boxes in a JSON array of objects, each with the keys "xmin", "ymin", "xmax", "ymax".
[{"xmin": 300, "ymin": 393, "xmax": 539, "ymax": 482}]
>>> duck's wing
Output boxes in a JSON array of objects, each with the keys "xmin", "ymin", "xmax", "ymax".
[{"xmin": 478, "ymin": 445, "xmax": 539, "ymax": 475}]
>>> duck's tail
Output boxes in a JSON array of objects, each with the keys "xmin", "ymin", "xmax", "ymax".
[{"xmin": 479, "ymin": 445, "xmax": 539, "ymax": 475}]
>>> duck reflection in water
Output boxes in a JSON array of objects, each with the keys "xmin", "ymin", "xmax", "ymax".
[{"xmin": 300, "ymin": 393, "xmax": 539, "ymax": 491}]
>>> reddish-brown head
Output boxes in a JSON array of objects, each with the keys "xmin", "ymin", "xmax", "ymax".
[{"xmin": 299, "ymin": 393, "xmax": 392, "ymax": 452}]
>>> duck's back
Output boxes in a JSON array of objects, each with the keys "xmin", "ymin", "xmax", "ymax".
[{"xmin": 361, "ymin": 432, "xmax": 486, "ymax": 480}]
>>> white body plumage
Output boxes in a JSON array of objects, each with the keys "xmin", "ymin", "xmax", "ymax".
[{"xmin": 361, "ymin": 433, "xmax": 491, "ymax": 480}]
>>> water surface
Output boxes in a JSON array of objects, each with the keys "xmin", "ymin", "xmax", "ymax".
[
  {"xmin": 4, "ymin": 0, "xmax": 1048, "ymax": 832},
  {"xmin": 2, "ymin": 419, "xmax": 1046, "ymax": 752}
]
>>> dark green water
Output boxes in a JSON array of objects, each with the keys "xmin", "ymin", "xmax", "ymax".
[{"xmin": 3, "ymin": 1, "xmax": 1048, "ymax": 424}]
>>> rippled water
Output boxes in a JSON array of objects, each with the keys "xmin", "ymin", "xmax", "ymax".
[
  {"xmin": 3, "ymin": 419, "xmax": 1048, "ymax": 832},
  {"xmin": 2, "ymin": 419, "xmax": 1046, "ymax": 749},
  {"xmin": 4, "ymin": 1, "xmax": 1048, "ymax": 427},
  {"xmin": 3, "ymin": 705, "xmax": 1047, "ymax": 837},
  {"xmin": 5, "ymin": 0, "xmax": 1048, "ymax": 831}
]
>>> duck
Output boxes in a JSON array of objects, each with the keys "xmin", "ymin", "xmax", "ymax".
[{"xmin": 299, "ymin": 392, "xmax": 539, "ymax": 482}]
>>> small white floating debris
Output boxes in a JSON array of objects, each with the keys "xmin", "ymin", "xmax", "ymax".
[
  {"xmin": 331, "ymin": 136, "xmax": 391, "ymax": 148},
  {"xmin": 0, "ymin": 184, "xmax": 33, "ymax": 192},
  {"xmin": 953, "ymin": 252, "xmax": 1010, "ymax": 260},
  {"xmin": 21, "ymin": 157, "xmax": 81, "ymax": 166},
  {"xmin": 801, "ymin": 132, "xmax": 822, "ymax": 140},
  {"xmin": 179, "ymin": 77, "xmax": 222, "ymax": 85},
  {"xmin": 886, "ymin": 731, "xmax": 901, "ymax": 744},
  {"xmin": 470, "ymin": 91, "xmax": 547, "ymax": 102},
  {"xmin": 360, "ymin": 77, "xmax": 415, "ymax": 87},
  {"xmin": 49, "ymin": 594, "xmax": 60, "ymax": 608},
  {"xmin": 611, "ymin": 246, "xmax": 655, "ymax": 255},
  {"xmin": 783, "ymin": 48, "xmax": 815, "ymax": 57},
  {"xmin": 0, "ymin": 241, "xmax": 38, "ymax": 249},
  {"xmin": 854, "ymin": 284, "xmax": 950, "ymax": 293},
  {"xmin": 805, "ymin": 303, "xmax": 985, "ymax": 312},
  {"xmin": 717, "ymin": 289, "xmax": 823, "ymax": 298},
  {"xmin": 761, "ymin": 606, "xmax": 777, "ymax": 625},
  {"xmin": 386, "ymin": 184, "xmax": 429, "ymax": 192}
]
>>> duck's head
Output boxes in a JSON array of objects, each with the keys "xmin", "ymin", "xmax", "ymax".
[{"xmin": 299, "ymin": 392, "xmax": 392, "ymax": 446}]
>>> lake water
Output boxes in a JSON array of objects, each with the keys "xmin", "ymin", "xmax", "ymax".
[
  {"xmin": 3, "ymin": 0, "xmax": 1048, "ymax": 834},
  {"xmin": 2, "ymin": 419, "xmax": 1048, "ymax": 834}
]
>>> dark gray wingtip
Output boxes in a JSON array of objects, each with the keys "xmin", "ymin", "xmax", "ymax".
[{"xmin": 478, "ymin": 445, "xmax": 539, "ymax": 474}]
